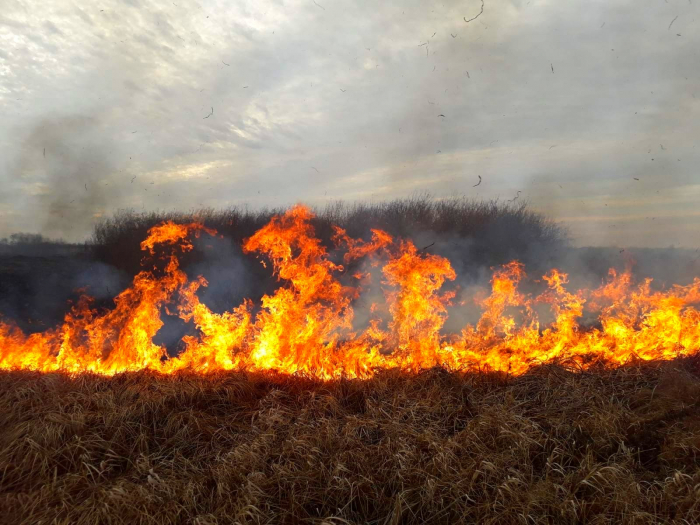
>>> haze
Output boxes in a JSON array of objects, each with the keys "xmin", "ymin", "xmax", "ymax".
[{"xmin": 1, "ymin": 0, "xmax": 698, "ymax": 247}]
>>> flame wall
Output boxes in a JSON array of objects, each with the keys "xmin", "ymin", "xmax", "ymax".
[{"xmin": 1, "ymin": 205, "xmax": 699, "ymax": 379}]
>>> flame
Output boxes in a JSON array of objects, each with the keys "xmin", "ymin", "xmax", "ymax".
[{"xmin": 1, "ymin": 206, "xmax": 699, "ymax": 379}]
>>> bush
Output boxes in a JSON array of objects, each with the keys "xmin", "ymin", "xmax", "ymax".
[{"xmin": 90, "ymin": 196, "xmax": 565, "ymax": 277}]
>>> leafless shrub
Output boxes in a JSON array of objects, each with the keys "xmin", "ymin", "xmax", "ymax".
[{"xmin": 90, "ymin": 196, "xmax": 565, "ymax": 277}]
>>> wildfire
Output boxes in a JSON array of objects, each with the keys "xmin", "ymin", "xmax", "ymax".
[{"xmin": 1, "ymin": 206, "xmax": 699, "ymax": 379}]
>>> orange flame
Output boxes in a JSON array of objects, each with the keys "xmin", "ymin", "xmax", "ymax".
[{"xmin": 1, "ymin": 206, "xmax": 699, "ymax": 379}]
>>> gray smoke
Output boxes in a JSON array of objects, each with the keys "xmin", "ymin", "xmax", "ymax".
[
  {"xmin": 188, "ymin": 234, "xmax": 256, "ymax": 312},
  {"xmin": 11, "ymin": 114, "xmax": 126, "ymax": 240},
  {"xmin": 0, "ymin": 244, "xmax": 129, "ymax": 334},
  {"xmin": 153, "ymin": 233, "xmax": 256, "ymax": 353}
]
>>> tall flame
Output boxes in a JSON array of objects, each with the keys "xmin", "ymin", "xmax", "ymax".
[{"xmin": 1, "ymin": 206, "xmax": 699, "ymax": 379}]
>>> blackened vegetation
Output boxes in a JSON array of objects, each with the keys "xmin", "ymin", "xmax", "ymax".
[{"xmin": 1, "ymin": 359, "xmax": 699, "ymax": 523}]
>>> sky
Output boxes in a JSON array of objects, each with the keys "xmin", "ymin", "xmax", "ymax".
[{"xmin": 1, "ymin": 0, "xmax": 698, "ymax": 247}]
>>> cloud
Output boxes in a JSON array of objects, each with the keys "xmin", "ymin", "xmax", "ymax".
[{"xmin": 0, "ymin": 0, "xmax": 698, "ymax": 246}]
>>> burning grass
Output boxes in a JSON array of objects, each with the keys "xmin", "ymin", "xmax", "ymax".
[
  {"xmin": 2, "ymin": 204, "xmax": 699, "ymax": 378},
  {"xmin": 2, "ymin": 200, "xmax": 700, "ymax": 521},
  {"xmin": 2, "ymin": 361, "xmax": 700, "ymax": 524},
  {"xmin": 0, "ymin": 205, "xmax": 700, "ymax": 379}
]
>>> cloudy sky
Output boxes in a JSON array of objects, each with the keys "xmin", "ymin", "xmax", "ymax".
[{"xmin": 1, "ymin": 0, "xmax": 698, "ymax": 246}]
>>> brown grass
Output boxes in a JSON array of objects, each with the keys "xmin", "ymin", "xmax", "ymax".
[{"xmin": 2, "ymin": 359, "xmax": 700, "ymax": 524}]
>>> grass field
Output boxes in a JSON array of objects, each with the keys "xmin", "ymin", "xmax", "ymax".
[{"xmin": 2, "ymin": 359, "xmax": 699, "ymax": 524}]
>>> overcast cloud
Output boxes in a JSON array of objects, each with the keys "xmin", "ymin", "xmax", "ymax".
[{"xmin": 1, "ymin": 0, "xmax": 698, "ymax": 246}]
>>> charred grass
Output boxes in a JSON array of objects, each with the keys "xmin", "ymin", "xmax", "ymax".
[{"xmin": 2, "ymin": 358, "xmax": 700, "ymax": 524}]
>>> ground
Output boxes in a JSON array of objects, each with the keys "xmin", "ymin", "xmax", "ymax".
[{"xmin": 1, "ymin": 359, "xmax": 699, "ymax": 524}]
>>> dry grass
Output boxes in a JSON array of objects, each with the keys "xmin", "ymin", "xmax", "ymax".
[{"xmin": 2, "ymin": 358, "xmax": 700, "ymax": 524}]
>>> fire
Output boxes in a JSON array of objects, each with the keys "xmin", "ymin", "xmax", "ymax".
[{"xmin": 1, "ymin": 206, "xmax": 699, "ymax": 379}]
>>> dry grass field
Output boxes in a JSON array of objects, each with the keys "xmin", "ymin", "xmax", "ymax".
[{"xmin": 2, "ymin": 359, "xmax": 699, "ymax": 524}]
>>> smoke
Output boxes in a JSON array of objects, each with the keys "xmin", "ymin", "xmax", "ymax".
[
  {"xmin": 12, "ymin": 114, "xmax": 126, "ymax": 240},
  {"xmin": 153, "ymin": 233, "xmax": 257, "ymax": 354},
  {"xmin": 188, "ymin": 234, "xmax": 256, "ymax": 313},
  {"xmin": 341, "ymin": 258, "xmax": 388, "ymax": 335},
  {"xmin": 72, "ymin": 261, "xmax": 131, "ymax": 301},
  {"xmin": 376, "ymin": 214, "xmax": 700, "ymax": 336},
  {"xmin": 545, "ymin": 246, "xmax": 700, "ymax": 291},
  {"xmin": 0, "ymin": 248, "xmax": 129, "ymax": 334}
]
